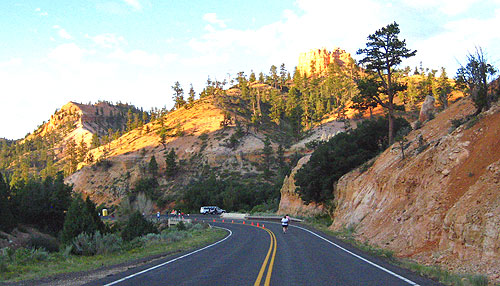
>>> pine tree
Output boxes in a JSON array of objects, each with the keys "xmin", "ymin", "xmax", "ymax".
[
  {"xmin": 149, "ymin": 155, "xmax": 158, "ymax": 176},
  {"xmin": 261, "ymin": 137, "xmax": 274, "ymax": 177},
  {"xmin": 172, "ymin": 81, "xmax": 186, "ymax": 109},
  {"xmin": 187, "ymin": 84, "xmax": 196, "ymax": 107},
  {"xmin": 65, "ymin": 139, "xmax": 78, "ymax": 174},
  {"xmin": 279, "ymin": 63, "xmax": 287, "ymax": 88},
  {"xmin": 357, "ymin": 22, "xmax": 417, "ymax": 144},
  {"xmin": 91, "ymin": 133, "xmax": 100, "ymax": 149},
  {"xmin": 126, "ymin": 108, "xmax": 134, "ymax": 131},
  {"xmin": 436, "ymin": 67, "xmax": 452, "ymax": 109},
  {"xmin": 249, "ymin": 71, "xmax": 256, "ymax": 82},
  {"xmin": 121, "ymin": 211, "xmax": 157, "ymax": 241},
  {"xmin": 164, "ymin": 149, "xmax": 178, "ymax": 178},
  {"xmin": 77, "ymin": 138, "xmax": 88, "ymax": 163},
  {"xmin": 0, "ymin": 173, "xmax": 16, "ymax": 232},
  {"xmin": 61, "ymin": 195, "xmax": 99, "ymax": 244},
  {"xmin": 456, "ymin": 47, "xmax": 497, "ymax": 114}
]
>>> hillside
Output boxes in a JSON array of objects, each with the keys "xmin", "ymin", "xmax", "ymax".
[
  {"xmin": 330, "ymin": 96, "xmax": 500, "ymax": 281},
  {"xmin": 279, "ymin": 93, "xmax": 500, "ymax": 281},
  {"xmin": 65, "ymin": 93, "xmax": 348, "ymax": 207},
  {"xmin": 0, "ymin": 101, "xmax": 145, "ymax": 179}
]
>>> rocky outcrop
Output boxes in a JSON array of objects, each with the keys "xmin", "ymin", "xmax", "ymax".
[
  {"xmin": 331, "ymin": 97, "xmax": 500, "ymax": 282},
  {"xmin": 297, "ymin": 48, "xmax": 352, "ymax": 77},
  {"xmin": 278, "ymin": 155, "xmax": 325, "ymax": 216},
  {"xmin": 65, "ymin": 99, "xmax": 273, "ymax": 205},
  {"xmin": 419, "ymin": 95, "xmax": 435, "ymax": 122}
]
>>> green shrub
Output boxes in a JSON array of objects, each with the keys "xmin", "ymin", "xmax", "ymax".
[
  {"xmin": 176, "ymin": 221, "xmax": 186, "ymax": 231},
  {"xmin": 465, "ymin": 116, "xmax": 479, "ymax": 129},
  {"xmin": 0, "ymin": 247, "xmax": 12, "ymax": 273},
  {"xmin": 121, "ymin": 211, "xmax": 158, "ymax": 242},
  {"xmin": 467, "ymin": 274, "xmax": 488, "ymax": 286},
  {"xmin": 72, "ymin": 231, "xmax": 123, "ymax": 256},
  {"xmin": 306, "ymin": 214, "xmax": 333, "ymax": 227},
  {"xmin": 13, "ymin": 247, "xmax": 49, "ymax": 265},
  {"xmin": 296, "ymin": 117, "xmax": 410, "ymax": 204},
  {"xmin": 1, "ymin": 247, "xmax": 14, "ymax": 261},
  {"xmin": 413, "ymin": 120, "xmax": 422, "ymax": 130},
  {"xmin": 61, "ymin": 196, "xmax": 105, "ymax": 244},
  {"xmin": 95, "ymin": 232, "xmax": 123, "ymax": 255},
  {"xmin": 161, "ymin": 230, "xmax": 189, "ymax": 242},
  {"xmin": 191, "ymin": 223, "xmax": 205, "ymax": 231},
  {"xmin": 28, "ymin": 234, "xmax": 59, "ymax": 253},
  {"xmin": 0, "ymin": 255, "xmax": 8, "ymax": 273}
]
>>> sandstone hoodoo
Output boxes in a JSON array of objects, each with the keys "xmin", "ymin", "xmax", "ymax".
[
  {"xmin": 419, "ymin": 95, "xmax": 436, "ymax": 122},
  {"xmin": 278, "ymin": 155, "xmax": 325, "ymax": 217},
  {"xmin": 297, "ymin": 47, "xmax": 353, "ymax": 77}
]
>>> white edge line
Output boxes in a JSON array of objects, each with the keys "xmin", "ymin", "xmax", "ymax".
[
  {"xmin": 291, "ymin": 225, "xmax": 420, "ymax": 286},
  {"xmin": 104, "ymin": 226, "xmax": 232, "ymax": 286}
]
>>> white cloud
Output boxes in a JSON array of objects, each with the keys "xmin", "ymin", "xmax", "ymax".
[
  {"xmin": 35, "ymin": 7, "xmax": 48, "ymax": 16},
  {"xmin": 122, "ymin": 0, "xmax": 142, "ymax": 10},
  {"xmin": 0, "ymin": 58, "xmax": 23, "ymax": 68},
  {"xmin": 203, "ymin": 13, "xmax": 227, "ymax": 28},
  {"xmin": 402, "ymin": 0, "xmax": 479, "ymax": 15},
  {"xmin": 411, "ymin": 8, "xmax": 500, "ymax": 70},
  {"xmin": 109, "ymin": 49, "xmax": 161, "ymax": 67},
  {"xmin": 188, "ymin": 0, "xmax": 387, "ymax": 73},
  {"xmin": 163, "ymin": 53, "xmax": 178, "ymax": 63},
  {"xmin": 47, "ymin": 43, "xmax": 85, "ymax": 66},
  {"xmin": 87, "ymin": 33, "xmax": 126, "ymax": 49},
  {"xmin": 52, "ymin": 25, "xmax": 72, "ymax": 40}
]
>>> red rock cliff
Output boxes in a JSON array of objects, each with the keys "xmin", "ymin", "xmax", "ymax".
[{"xmin": 331, "ymin": 97, "xmax": 500, "ymax": 282}]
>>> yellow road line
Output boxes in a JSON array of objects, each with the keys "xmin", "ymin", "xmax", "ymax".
[
  {"xmin": 264, "ymin": 228, "xmax": 277, "ymax": 286},
  {"xmin": 254, "ymin": 226, "xmax": 277, "ymax": 286}
]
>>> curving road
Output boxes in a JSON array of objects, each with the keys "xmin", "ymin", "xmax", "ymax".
[{"xmin": 89, "ymin": 218, "xmax": 443, "ymax": 286}]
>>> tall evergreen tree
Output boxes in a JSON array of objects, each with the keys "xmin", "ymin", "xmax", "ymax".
[
  {"xmin": 164, "ymin": 149, "xmax": 178, "ymax": 178},
  {"xmin": 172, "ymin": 81, "xmax": 186, "ymax": 109},
  {"xmin": 61, "ymin": 195, "xmax": 99, "ymax": 244},
  {"xmin": 149, "ymin": 155, "xmax": 158, "ymax": 176},
  {"xmin": 0, "ymin": 173, "xmax": 16, "ymax": 232},
  {"xmin": 187, "ymin": 84, "xmax": 196, "ymax": 107},
  {"xmin": 261, "ymin": 137, "xmax": 274, "ymax": 177},
  {"xmin": 436, "ymin": 67, "xmax": 452, "ymax": 109},
  {"xmin": 357, "ymin": 22, "xmax": 416, "ymax": 144},
  {"xmin": 65, "ymin": 139, "xmax": 78, "ymax": 174},
  {"xmin": 456, "ymin": 47, "xmax": 497, "ymax": 114}
]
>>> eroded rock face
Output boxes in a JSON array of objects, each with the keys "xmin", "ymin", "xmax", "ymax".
[
  {"xmin": 278, "ymin": 155, "xmax": 325, "ymax": 216},
  {"xmin": 419, "ymin": 95, "xmax": 436, "ymax": 122},
  {"xmin": 297, "ymin": 48, "xmax": 352, "ymax": 77},
  {"xmin": 331, "ymin": 98, "xmax": 500, "ymax": 282}
]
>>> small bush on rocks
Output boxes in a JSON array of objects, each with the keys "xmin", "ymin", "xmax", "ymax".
[
  {"xmin": 121, "ymin": 211, "xmax": 158, "ymax": 242},
  {"xmin": 28, "ymin": 234, "xmax": 59, "ymax": 253},
  {"xmin": 191, "ymin": 223, "xmax": 205, "ymax": 231},
  {"xmin": 176, "ymin": 221, "xmax": 186, "ymax": 231},
  {"xmin": 72, "ymin": 231, "xmax": 123, "ymax": 256},
  {"xmin": 13, "ymin": 247, "xmax": 49, "ymax": 265}
]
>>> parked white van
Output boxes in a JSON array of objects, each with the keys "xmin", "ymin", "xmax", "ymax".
[{"xmin": 200, "ymin": 206, "xmax": 225, "ymax": 215}]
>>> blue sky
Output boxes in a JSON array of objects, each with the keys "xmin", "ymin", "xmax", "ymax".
[{"xmin": 1, "ymin": 0, "xmax": 499, "ymax": 139}]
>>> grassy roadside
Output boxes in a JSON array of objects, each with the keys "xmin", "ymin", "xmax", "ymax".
[
  {"xmin": 0, "ymin": 227, "xmax": 227, "ymax": 283},
  {"xmin": 302, "ymin": 216, "xmax": 490, "ymax": 286}
]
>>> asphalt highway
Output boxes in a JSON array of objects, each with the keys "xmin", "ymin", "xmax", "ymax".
[{"xmin": 90, "ymin": 217, "xmax": 443, "ymax": 286}]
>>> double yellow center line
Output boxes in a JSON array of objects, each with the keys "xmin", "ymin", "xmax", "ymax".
[{"xmin": 254, "ymin": 226, "xmax": 277, "ymax": 286}]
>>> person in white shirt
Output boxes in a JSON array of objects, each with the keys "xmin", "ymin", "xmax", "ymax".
[{"xmin": 281, "ymin": 215, "xmax": 290, "ymax": 233}]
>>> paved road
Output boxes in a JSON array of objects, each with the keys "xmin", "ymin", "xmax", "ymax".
[{"xmin": 90, "ymin": 218, "xmax": 443, "ymax": 286}]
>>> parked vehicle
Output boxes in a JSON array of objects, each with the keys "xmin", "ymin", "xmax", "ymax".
[{"xmin": 200, "ymin": 206, "xmax": 225, "ymax": 215}]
